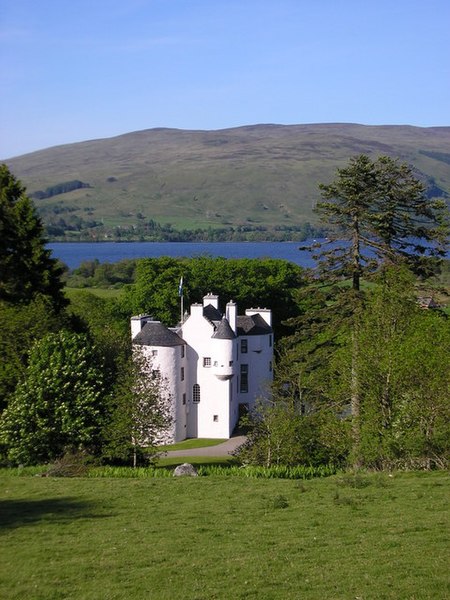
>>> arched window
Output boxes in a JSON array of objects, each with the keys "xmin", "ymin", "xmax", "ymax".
[{"xmin": 193, "ymin": 384, "xmax": 200, "ymax": 403}]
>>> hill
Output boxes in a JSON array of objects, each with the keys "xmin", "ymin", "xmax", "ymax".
[{"xmin": 5, "ymin": 123, "xmax": 450, "ymax": 241}]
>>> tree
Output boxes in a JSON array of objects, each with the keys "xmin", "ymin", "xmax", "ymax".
[
  {"xmin": 0, "ymin": 331, "xmax": 106, "ymax": 465},
  {"xmin": 315, "ymin": 154, "xmax": 448, "ymax": 291},
  {"xmin": 311, "ymin": 155, "xmax": 448, "ymax": 464},
  {"xmin": 0, "ymin": 296, "xmax": 64, "ymax": 411},
  {"xmin": 353, "ymin": 267, "xmax": 450, "ymax": 468},
  {"xmin": 102, "ymin": 349, "xmax": 173, "ymax": 467},
  {"xmin": 0, "ymin": 164, "xmax": 66, "ymax": 310}
]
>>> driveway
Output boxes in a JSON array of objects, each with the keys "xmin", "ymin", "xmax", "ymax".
[{"xmin": 163, "ymin": 435, "xmax": 247, "ymax": 457}]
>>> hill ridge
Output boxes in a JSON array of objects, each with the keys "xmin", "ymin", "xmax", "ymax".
[{"xmin": 5, "ymin": 123, "xmax": 450, "ymax": 241}]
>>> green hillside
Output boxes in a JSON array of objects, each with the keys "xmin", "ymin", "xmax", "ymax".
[{"xmin": 5, "ymin": 123, "xmax": 450, "ymax": 240}]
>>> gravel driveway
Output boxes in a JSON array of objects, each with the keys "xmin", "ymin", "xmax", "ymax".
[{"xmin": 163, "ymin": 435, "xmax": 246, "ymax": 457}]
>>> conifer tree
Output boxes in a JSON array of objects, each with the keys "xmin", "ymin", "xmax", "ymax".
[{"xmin": 0, "ymin": 164, "xmax": 66, "ymax": 309}]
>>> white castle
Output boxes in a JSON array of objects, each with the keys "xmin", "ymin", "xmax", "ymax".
[{"xmin": 131, "ymin": 293, "xmax": 273, "ymax": 442}]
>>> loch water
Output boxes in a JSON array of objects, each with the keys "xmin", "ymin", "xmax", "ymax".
[{"xmin": 48, "ymin": 241, "xmax": 319, "ymax": 270}]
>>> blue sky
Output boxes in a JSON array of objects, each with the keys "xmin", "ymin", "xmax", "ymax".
[{"xmin": 1, "ymin": 0, "xmax": 449, "ymax": 158}]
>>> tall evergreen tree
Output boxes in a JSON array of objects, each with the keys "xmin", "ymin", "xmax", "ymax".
[
  {"xmin": 315, "ymin": 154, "xmax": 448, "ymax": 291},
  {"xmin": 303, "ymin": 155, "xmax": 448, "ymax": 465},
  {"xmin": 0, "ymin": 164, "xmax": 66, "ymax": 309}
]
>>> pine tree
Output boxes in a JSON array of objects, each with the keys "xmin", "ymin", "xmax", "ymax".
[{"xmin": 0, "ymin": 164, "xmax": 66, "ymax": 309}]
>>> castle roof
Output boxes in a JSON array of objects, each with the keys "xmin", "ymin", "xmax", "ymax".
[
  {"xmin": 203, "ymin": 303, "xmax": 222, "ymax": 322},
  {"xmin": 237, "ymin": 313, "xmax": 273, "ymax": 336},
  {"xmin": 212, "ymin": 317, "xmax": 236, "ymax": 340},
  {"xmin": 133, "ymin": 321, "xmax": 185, "ymax": 347}
]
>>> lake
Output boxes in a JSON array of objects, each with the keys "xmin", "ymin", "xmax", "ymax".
[{"xmin": 48, "ymin": 241, "xmax": 318, "ymax": 270}]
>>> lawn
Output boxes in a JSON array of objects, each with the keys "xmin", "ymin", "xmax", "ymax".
[{"xmin": 0, "ymin": 472, "xmax": 448, "ymax": 599}]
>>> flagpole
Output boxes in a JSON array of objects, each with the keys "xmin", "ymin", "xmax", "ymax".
[{"xmin": 179, "ymin": 276, "xmax": 184, "ymax": 323}]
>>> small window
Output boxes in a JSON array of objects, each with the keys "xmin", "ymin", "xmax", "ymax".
[
  {"xmin": 269, "ymin": 335, "xmax": 273, "ymax": 347},
  {"xmin": 213, "ymin": 360, "xmax": 218, "ymax": 367},
  {"xmin": 181, "ymin": 345, "xmax": 185, "ymax": 358},
  {"xmin": 193, "ymin": 384, "xmax": 200, "ymax": 403},
  {"xmin": 269, "ymin": 361, "xmax": 273, "ymax": 372},
  {"xmin": 181, "ymin": 367, "xmax": 185, "ymax": 381},
  {"xmin": 229, "ymin": 360, "xmax": 233, "ymax": 367},
  {"xmin": 151, "ymin": 349, "xmax": 158, "ymax": 357},
  {"xmin": 213, "ymin": 415, "xmax": 218, "ymax": 422},
  {"xmin": 241, "ymin": 339, "xmax": 248, "ymax": 354},
  {"xmin": 203, "ymin": 357, "xmax": 211, "ymax": 367},
  {"xmin": 152, "ymin": 369, "xmax": 160, "ymax": 379},
  {"xmin": 182, "ymin": 393, "xmax": 186, "ymax": 405},
  {"xmin": 240, "ymin": 364, "xmax": 248, "ymax": 393}
]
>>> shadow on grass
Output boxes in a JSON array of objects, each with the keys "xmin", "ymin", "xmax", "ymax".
[{"xmin": 0, "ymin": 497, "xmax": 109, "ymax": 530}]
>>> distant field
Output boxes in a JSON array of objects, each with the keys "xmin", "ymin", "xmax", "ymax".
[
  {"xmin": 1, "ymin": 471, "xmax": 448, "ymax": 599},
  {"xmin": 65, "ymin": 287, "xmax": 124, "ymax": 300}
]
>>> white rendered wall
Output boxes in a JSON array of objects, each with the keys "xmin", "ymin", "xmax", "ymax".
[
  {"xmin": 181, "ymin": 311, "xmax": 235, "ymax": 438},
  {"xmin": 237, "ymin": 333, "xmax": 273, "ymax": 411},
  {"xmin": 140, "ymin": 344, "xmax": 187, "ymax": 443}
]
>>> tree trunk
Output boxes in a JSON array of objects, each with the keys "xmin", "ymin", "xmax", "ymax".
[{"xmin": 351, "ymin": 328, "xmax": 361, "ymax": 468}]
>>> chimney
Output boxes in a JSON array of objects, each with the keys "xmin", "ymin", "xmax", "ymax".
[
  {"xmin": 226, "ymin": 300, "xmax": 237, "ymax": 334},
  {"xmin": 130, "ymin": 314, "xmax": 152, "ymax": 339},
  {"xmin": 245, "ymin": 308, "xmax": 272, "ymax": 326},
  {"xmin": 203, "ymin": 293, "xmax": 219, "ymax": 309}
]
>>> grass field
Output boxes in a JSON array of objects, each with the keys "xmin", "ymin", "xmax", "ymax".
[
  {"xmin": 65, "ymin": 287, "xmax": 124, "ymax": 300},
  {"xmin": 1, "ymin": 471, "xmax": 448, "ymax": 599}
]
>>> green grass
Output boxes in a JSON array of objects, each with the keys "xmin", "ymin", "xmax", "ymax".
[
  {"xmin": 0, "ymin": 471, "xmax": 448, "ymax": 599},
  {"xmin": 65, "ymin": 286, "xmax": 123, "ymax": 299},
  {"xmin": 159, "ymin": 438, "xmax": 227, "ymax": 451}
]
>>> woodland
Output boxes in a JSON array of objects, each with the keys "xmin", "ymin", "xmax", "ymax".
[{"xmin": 0, "ymin": 157, "xmax": 448, "ymax": 470}]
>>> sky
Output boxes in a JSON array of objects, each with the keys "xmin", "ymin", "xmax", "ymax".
[{"xmin": 1, "ymin": 0, "xmax": 449, "ymax": 158}]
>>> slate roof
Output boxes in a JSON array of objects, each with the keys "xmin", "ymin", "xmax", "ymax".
[
  {"xmin": 203, "ymin": 303, "xmax": 222, "ymax": 322},
  {"xmin": 237, "ymin": 313, "xmax": 273, "ymax": 336},
  {"xmin": 133, "ymin": 321, "xmax": 186, "ymax": 347},
  {"xmin": 212, "ymin": 317, "xmax": 236, "ymax": 340}
]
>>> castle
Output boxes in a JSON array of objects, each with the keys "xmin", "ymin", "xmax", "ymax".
[{"xmin": 131, "ymin": 294, "xmax": 273, "ymax": 442}]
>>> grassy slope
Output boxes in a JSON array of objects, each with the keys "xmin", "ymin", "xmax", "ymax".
[
  {"xmin": 0, "ymin": 472, "xmax": 448, "ymax": 599},
  {"xmin": 5, "ymin": 123, "xmax": 450, "ymax": 232}
]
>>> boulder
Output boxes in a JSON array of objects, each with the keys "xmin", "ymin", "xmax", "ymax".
[{"xmin": 173, "ymin": 463, "xmax": 198, "ymax": 477}]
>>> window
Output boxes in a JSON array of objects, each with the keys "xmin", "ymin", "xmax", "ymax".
[
  {"xmin": 152, "ymin": 369, "xmax": 160, "ymax": 380},
  {"xmin": 241, "ymin": 339, "xmax": 248, "ymax": 354},
  {"xmin": 213, "ymin": 415, "xmax": 219, "ymax": 422},
  {"xmin": 193, "ymin": 384, "xmax": 200, "ymax": 403},
  {"xmin": 269, "ymin": 361, "xmax": 272, "ymax": 372},
  {"xmin": 151, "ymin": 349, "xmax": 158, "ymax": 357},
  {"xmin": 203, "ymin": 357, "xmax": 211, "ymax": 367},
  {"xmin": 269, "ymin": 335, "xmax": 273, "ymax": 347},
  {"xmin": 240, "ymin": 364, "xmax": 248, "ymax": 393},
  {"xmin": 181, "ymin": 345, "xmax": 185, "ymax": 358},
  {"xmin": 213, "ymin": 360, "xmax": 218, "ymax": 367},
  {"xmin": 181, "ymin": 367, "xmax": 184, "ymax": 381},
  {"xmin": 229, "ymin": 360, "xmax": 233, "ymax": 367},
  {"xmin": 182, "ymin": 393, "xmax": 186, "ymax": 405}
]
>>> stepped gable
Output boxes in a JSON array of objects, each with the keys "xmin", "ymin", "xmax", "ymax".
[
  {"xmin": 212, "ymin": 316, "xmax": 236, "ymax": 340},
  {"xmin": 133, "ymin": 321, "xmax": 185, "ymax": 347},
  {"xmin": 237, "ymin": 313, "xmax": 273, "ymax": 336},
  {"xmin": 203, "ymin": 303, "xmax": 222, "ymax": 323}
]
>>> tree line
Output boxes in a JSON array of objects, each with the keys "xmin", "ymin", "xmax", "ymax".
[{"xmin": 0, "ymin": 158, "xmax": 448, "ymax": 469}]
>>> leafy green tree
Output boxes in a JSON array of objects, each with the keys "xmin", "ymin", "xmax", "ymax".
[
  {"xmin": 102, "ymin": 350, "xmax": 173, "ymax": 467},
  {"xmin": 0, "ymin": 331, "xmax": 106, "ymax": 465},
  {"xmin": 235, "ymin": 398, "xmax": 350, "ymax": 468},
  {"xmin": 0, "ymin": 164, "xmax": 66, "ymax": 310},
  {"xmin": 353, "ymin": 267, "xmax": 450, "ymax": 468},
  {"xmin": 0, "ymin": 296, "xmax": 64, "ymax": 411}
]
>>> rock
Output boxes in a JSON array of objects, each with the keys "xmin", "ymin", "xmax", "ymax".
[{"xmin": 173, "ymin": 463, "xmax": 198, "ymax": 477}]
